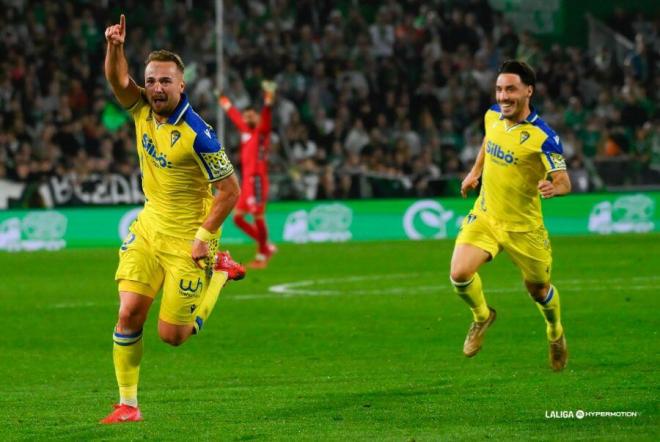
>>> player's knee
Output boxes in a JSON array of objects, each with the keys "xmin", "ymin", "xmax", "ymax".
[
  {"xmin": 159, "ymin": 331, "xmax": 188, "ymax": 347},
  {"xmin": 117, "ymin": 306, "xmax": 147, "ymax": 330},
  {"xmin": 525, "ymin": 281, "xmax": 549, "ymax": 302},
  {"xmin": 157, "ymin": 323, "xmax": 192, "ymax": 347},
  {"xmin": 160, "ymin": 336, "xmax": 185, "ymax": 347},
  {"xmin": 450, "ymin": 266, "xmax": 474, "ymax": 284}
]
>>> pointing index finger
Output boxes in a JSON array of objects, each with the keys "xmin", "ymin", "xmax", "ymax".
[{"xmin": 119, "ymin": 14, "xmax": 125, "ymax": 32}]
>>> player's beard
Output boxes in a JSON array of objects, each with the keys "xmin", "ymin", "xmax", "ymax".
[
  {"xmin": 150, "ymin": 95, "xmax": 175, "ymax": 118},
  {"xmin": 499, "ymin": 98, "xmax": 525, "ymax": 122}
]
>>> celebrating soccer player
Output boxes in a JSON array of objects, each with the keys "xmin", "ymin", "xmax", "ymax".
[
  {"xmin": 219, "ymin": 81, "xmax": 277, "ymax": 268},
  {"xmin": 450, "ymin": 60, "xmax": 571, "ymax": 371},
  {"xmin": 101, "ymin": 14, "xmax": 246, "ymax": 423}
]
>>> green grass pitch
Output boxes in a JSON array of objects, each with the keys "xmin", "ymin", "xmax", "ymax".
[{"xmin": 1, "ymin": 234, "xmax": 658, "ymax": 440}]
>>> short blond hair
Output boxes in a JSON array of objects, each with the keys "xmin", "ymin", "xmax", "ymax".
[{"xmin": 145, "ymin": 50, "xmax": 185, "ymax": 73}]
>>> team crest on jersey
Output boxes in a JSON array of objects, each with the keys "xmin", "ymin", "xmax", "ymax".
[
  {"xmin": 520, "ymin": 131, "xmax": 530, "ymax": 144},
  {"xmin": 171, "ymin": 130, "xmax": 181, "ymax": 147}
]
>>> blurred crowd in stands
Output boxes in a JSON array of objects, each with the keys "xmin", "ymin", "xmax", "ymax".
[{"xmin": 0, "ymin": 0, "xmax": 658, "ymax": 205}]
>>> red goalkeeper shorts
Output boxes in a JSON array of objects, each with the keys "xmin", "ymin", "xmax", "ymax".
[{"xmin": 236, "ymin": 172, "xmax": 268, "ymax": 215}]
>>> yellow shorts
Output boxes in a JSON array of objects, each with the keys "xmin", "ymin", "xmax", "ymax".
[
  {"xmin": 115, "ymin": 219, "xmax": 219, "ymax": 325},
  {"xmin": 455, "ymin": 211, "xmax": 552, "ymax": 283}
]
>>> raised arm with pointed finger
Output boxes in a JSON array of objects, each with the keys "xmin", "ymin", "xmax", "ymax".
[{"xmin": 104, "ymin": 14, "xmax": 140, "ymax": 108}]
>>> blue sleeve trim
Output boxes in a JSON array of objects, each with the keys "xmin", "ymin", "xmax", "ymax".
[
  {"xmin": 186, "ymin": 110, "xmax": 234, "ymax": 181},
  {"xmin": 535, "ymin": 118, "xmax": 563, "ymax": 155},
  {"xmin": 541, "ymin": 135, "xmax": 563, "ymax": 155},
  {"xmin": 185, "ymin": 110, "xmax": 222, "ymax": 154},
  {"xmin": 193, "ymin": 132, "xmax": 222, "ymax": 154},
  {"xmin": 544, "ymin": 152, "xmax": 556, "ymax": 169}
]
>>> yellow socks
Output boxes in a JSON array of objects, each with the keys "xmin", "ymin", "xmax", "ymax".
[
  {"xmin": 193, "ymin": 270, "xmax": 229, "ymax": 334},
  {"xmin": 451, "ymin": 273, "xmax": 490, "ymax": 322},
  {"xmin": 112, "ymin": 329, "xmax": 143, "ymax": 407},
  {"xmin": 536, "ymin": 285, "xmax": 563, "ymax": 341}
]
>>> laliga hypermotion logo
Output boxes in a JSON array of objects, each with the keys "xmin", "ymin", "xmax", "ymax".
[{"xmin": 403, "ymin": 200, "xmax": 454, "ymax": 240}]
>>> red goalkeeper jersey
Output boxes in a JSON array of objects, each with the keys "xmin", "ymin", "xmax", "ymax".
[{"xmin": 226, "ymin": 105, "xmax": 271, "ymax": 175}]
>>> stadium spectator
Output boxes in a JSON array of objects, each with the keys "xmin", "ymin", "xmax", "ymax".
[{"xmin": 0, "ymin": 0, "xmax": 658, "ymax": 207}]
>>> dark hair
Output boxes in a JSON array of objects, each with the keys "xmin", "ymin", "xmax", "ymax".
[
  {"xmin": 498, "ymin": 60, "xmax": 536, "ymax": 88},
  {"xmin": 145, "ymin": 50, "xmax": 185, "ymax": 73}
]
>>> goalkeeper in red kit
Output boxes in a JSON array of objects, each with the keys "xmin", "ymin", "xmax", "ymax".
[{"xmin": 219, "ymin": 81, "xmax": 277, "ymax": 268}]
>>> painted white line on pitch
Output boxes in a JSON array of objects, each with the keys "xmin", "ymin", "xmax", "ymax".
[
  {"xmin": 269, "ymin": 273, "xmax": 416, "ymax": 296},
  {"xmin": 230, "ymin": 285, "xmax": 441, "ymax": 301},
  {"xmin": 268, "ymin": 274, "xmax": 660, "ymax": 297},
  {"xmin": 229, "ymin": 284, "xmax": 656, "ymax": 301},
  {"xmin": 222, "ymin": 274, "xmax": 660, "ymax": 301},
  {"xmin": 51, "ymin": 302, "xmax": 99, "ymax": 309},
  {"xmin": 41, "ymin": 275, "xmax": 660, "ymax": 306}
]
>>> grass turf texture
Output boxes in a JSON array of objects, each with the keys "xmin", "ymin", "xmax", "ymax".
[{"xmin": 0, "ymin": 235, "xmax": 658, "ymax": 441}]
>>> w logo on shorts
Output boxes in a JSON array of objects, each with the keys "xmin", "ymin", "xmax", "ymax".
[{"xmin": 178, "ymin": 278, "xmax": 203, "ymax": 297}]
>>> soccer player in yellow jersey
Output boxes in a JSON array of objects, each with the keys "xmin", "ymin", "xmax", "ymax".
[
  {"xmin": 101, "ymin": 15, "xmax": 246, "ymax": 423},
  {"xmin": 450, "ymin": 60, "xmax": 571, "ymax": 371}
]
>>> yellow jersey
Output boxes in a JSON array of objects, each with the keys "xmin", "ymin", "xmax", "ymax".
[
  {"xmin": 127, "ymin": 91, "xmax": 234, "ymax": 239},
  {"xmin": 475, "ymin": 104, "xmax": 566, "ymax": 231}
]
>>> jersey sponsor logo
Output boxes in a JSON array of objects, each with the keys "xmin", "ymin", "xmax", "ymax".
[
  {"xmin": 171, "ymin": 130, "xmax": 181, "ymax": 147},
  {"xmin": 486, "ymin": 140, "xmax": 518, "ymax": 165},
  {"xmin": 179, "ymin": 277, "xmax": 203, "ymax": 297},
  {"xmin": 142, "ymin": 134, "xmax": 173, "ymax": 169},
  {"xmin": 520, "ymin": 131, "xmax": 530, "ymax": 144}
]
